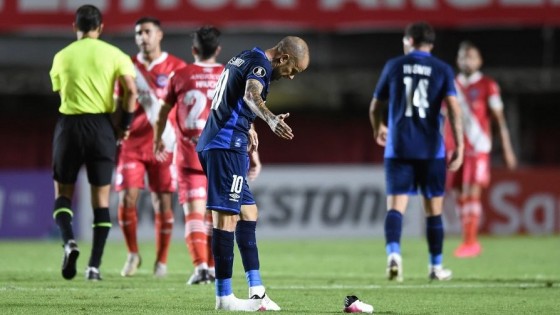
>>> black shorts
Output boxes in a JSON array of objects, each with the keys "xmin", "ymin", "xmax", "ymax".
[{"xmin": 52, "ymin": 114, "xmax": 116, "ymax": 186}]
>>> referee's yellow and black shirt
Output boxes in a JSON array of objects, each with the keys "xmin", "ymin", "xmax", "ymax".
[{"xmin": 50, "ymin": 38, "xmax": 135, "ymax": 115}]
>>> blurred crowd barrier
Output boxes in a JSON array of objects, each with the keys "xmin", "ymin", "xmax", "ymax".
[{"xmin": 1, "ymin": 166, "xmax": 558, "ymax": 240}]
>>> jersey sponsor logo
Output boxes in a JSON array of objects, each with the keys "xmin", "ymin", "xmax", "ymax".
[
  {"xmin": 252, "ymin": 66, "xmax": 266, "ymax": 77},
  {"xmin": 155, "ymin": 74, "xmax": 169, "ymax": 88},
  {"xmin": 234, "ymin": 136, "xmax": 242, "ymax": 148},
  {"xmin": 229, "ymin": 193, "xmax": 241, "ymax": 202}
]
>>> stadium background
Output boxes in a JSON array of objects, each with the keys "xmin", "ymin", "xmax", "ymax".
[{"xmin": 0, "ymin": 0, "xmax": 559, "ymax": 240}]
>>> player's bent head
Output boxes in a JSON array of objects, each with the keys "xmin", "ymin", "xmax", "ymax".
[
  {"xmin": 135, "ymin": 16, "xmax": 161, "ymax": 29},
  {"xmin": 75, "ymin": 4, "xmax": 102, "ymax": 33},
  {"xmin": 277, "ymin": 36, "xmax": 310, "ymax": 69},
  {"xmin": 193, "ymin": 26, "xmax": 221, "ymax": 59},
  {"xmin": 404, "ymin": 21, "xmax": 435, "ymax": 48}
]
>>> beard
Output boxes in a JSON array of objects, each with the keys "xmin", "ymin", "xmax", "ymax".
[{"xmin": 271, "ymin": 68, "xmax": 282, "ymax": 81}]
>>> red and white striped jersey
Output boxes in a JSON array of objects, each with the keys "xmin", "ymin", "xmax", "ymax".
[
  {"xmin": 447, "ymin": 71, "xmax": 503, "ymax": 155},
  {"xmin": 120, "ymin": 52, "xmax": 187, "ymax": 159}
]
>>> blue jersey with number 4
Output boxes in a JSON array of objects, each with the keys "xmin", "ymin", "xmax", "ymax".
[
  {"xmin": 196, "ymin": 47, "xmax": 272, "ymax": 154},
  {"xmin": 374, "ymin": 50, "xmax": 456, "ymax": 159}
]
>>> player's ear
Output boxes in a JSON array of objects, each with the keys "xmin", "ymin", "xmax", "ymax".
[
  {"xmin": 279, "ymin": 54, "xmax": 290, "ymax": 64},
  {"xmin": 98, "ymin": 23, "xmax": 104, "ymax": 35},
  {"xmin": 72, "ymin": 22, "xmax": 77, "ymax": 33},
  {"xmin": 214, "ymin": 46, "xmax": 222, "ymax": 58},
  {"xmin": 157, "ymin": 28, "xmax": 163, "ymax": 40}
]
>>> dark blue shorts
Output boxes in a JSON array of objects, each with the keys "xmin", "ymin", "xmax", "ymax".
[
  {"xmin": 384, "ymin": 158, "xmax": 446, "ymax": 198},
  {"xmin": 198, "ymin": 149, "xmax": 255, "ymax": 214}
]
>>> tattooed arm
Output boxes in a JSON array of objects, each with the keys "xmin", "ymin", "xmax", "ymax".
[{"xmin": 243, "ymin": 79, "xmax": 294, "ymax": 140}]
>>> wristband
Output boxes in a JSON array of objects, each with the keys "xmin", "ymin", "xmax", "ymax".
[{"xmin": 120, "ymin": 111, "xmax": 134, "ymax": 130}]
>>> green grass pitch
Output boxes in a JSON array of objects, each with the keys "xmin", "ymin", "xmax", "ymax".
[{"xmin": 0, "ymin": 236, "xmax": 558, "ymax": 314}]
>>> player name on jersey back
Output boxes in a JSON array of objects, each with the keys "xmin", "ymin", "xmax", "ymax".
[
  {"xmin": 228, "ymin": 57, "xmax": 245, "ymax": 67},
  {"xmin": 192, "ymin": 73, "xmax": 220, "ymax": 89},
  {"xmin": 403, "ymin": 64, "xmax": 432, "ymax": 76}
]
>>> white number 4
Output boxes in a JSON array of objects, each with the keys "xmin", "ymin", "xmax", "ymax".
[{"xmin": 403, "ymin": 77, "xmax": 429, "ymax": 118}]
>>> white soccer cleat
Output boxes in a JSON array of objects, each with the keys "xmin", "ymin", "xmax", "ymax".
[
  {"xmin": 429, "ymin": 265, "xmax": 452, "ymax": 281},
  {"xmin": 386, "ymin": 253, "xmax": 403, "ymax": 282},
  {"xmin": 120, "ymin": 253, "xmax": 141, "ymax": 277},
  {"xmin": 186, "ymin": 268, "xmax": 211, "ymax": 285},
  {"xmin": 153, "ymin": 262, "xmax": 167, "ymax": 278},
  {"xmin": 61, "ymin": 240, "xmax": 80, "ymax": 280},
  {"xmin": 215, "ymin": 294, "xmax": 262, "ymax": 311},
  {"xmin": 250, "ymin": 293, "xmax": 281, "ymax": 311},
  {"xmin": 343, "ymin": 295, "xmax": 374, "ymax": 313}
]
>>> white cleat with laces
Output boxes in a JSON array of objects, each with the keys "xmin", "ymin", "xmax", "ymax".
[{"xmin": 250, "ymin": 293, "xmax": 281, "ymax": 311}]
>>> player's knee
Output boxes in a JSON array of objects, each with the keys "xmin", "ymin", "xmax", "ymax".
[
  {"xmin": 212, "ymin": 211, "xmax": 238, "ymax": 231},
  {"xmin": 240, "ymin": 204, "xmax": 258, "ymax": 221}
]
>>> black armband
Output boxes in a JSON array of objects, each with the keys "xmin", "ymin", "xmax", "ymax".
[{"xmin": 120, "ymin": 111, "xmax": 134, "ymax": 130}]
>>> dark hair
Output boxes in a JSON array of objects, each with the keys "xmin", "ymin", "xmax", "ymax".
[
  {"xmin": 458, "ymin": 40, "xmax": 479, "ymax": 53},
  {"xmin": 404, "ymin": 21, "xmax": 435, "ymax": 46},
  {"xmin": 135, "ymin": 16, "xmax": 161, "ymax": 28},
  {"xmin": 75, "ymin": 5, "xmax": 102, "ymax": 32},
  {"xmin": 193, "ymin": 26, "xmax": 221, "ymax": 59}
]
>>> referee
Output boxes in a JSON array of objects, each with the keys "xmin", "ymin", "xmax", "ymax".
[{"xmin": 49, "ymin": 4, "xmax": 137, "ymax": 281}]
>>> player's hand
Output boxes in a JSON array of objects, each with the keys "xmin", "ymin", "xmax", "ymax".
[
  {"xmin": 504, "ymin": 150, "xmax": 517, "ymax": 170},
  {"xmin": 153, "ymin": 139, "xmax": 169, "ymax": 162},
  {"xmin": 116, "ymin": 128, "xmax": 130, "ymax": 142},
  {"xmin": 447, "ymin": 149, "xmax": 464, "ymax": 171},
  {"xmin": 270, "ymin": 113, "xmax": 294, "ymax": 140},
  {"xmin": 248, "ymin": 159, "xmax": 262, "ymax": 181},
  {"xmin": 248, "ymin": 128, "xmax": 259, "ymax": 153},
  {"xmin": 374, "ymin": 125, "xmax": 388, "ymax": 147}
]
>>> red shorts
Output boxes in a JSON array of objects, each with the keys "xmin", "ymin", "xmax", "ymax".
[
  {"xmin": 447, "ymin": 153, "xmax": 490, "ymax": 190},
  {"xmin": 115, "ymin": 151, "xmax": 176, "ymax": 193},
  {"xmin": 177, "ymin": 167, "xmax": 207, "ymax": 205}
]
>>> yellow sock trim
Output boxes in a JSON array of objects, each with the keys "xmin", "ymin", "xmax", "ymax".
[
  {"xmin": 53, "ymin": 208, "xmax": 73, "ymax": 219},
  {"xmin": 92, "ymin": 222, "xmax": 112, "ymax": 228}
]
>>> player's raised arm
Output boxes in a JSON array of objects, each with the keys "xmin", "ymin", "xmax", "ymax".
[
  {"xmin": 243, "ymin": 79, "xmax": 294, "ymax": 140},
  {"xmin": 444, "ymin": 95, "xmax": 464, "ymax": 171},
  {"xmin": 369, "ymin": 98, "xmax": 388, "ymax": 147}
]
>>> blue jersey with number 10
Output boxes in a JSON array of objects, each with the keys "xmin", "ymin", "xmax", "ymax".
[
  {"xmin": 374, "ymin": 50, "xmax": 456, "ymax": 159},
  {"xmin": 196, "ymin": 47, "xmax": 272, "ymax": 154}
]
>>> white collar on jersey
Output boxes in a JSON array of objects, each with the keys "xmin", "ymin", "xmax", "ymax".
[
  {"xmin": 193, "ymin": 61, "xmax": 222, "ymax": 67},
  {"xmin": 136, "ymin": 52, "xmax": 169, "ymax": 71},
  {"xmin": 457, "ymin": 71, "xmax": 482, "ymax": 86}
]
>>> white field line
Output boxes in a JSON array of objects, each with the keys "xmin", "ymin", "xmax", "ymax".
[
  {"xmin": 268, "ymin": 283, "xmax": 552, "ymax": 290},
  {"xmin": 0, "ymin": 282, "xmax": 553, "ymax": 292}
]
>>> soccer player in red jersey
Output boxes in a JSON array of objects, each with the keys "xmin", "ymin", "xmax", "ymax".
[
  {"xmin": 446, "ymin": 41, "xmax": 517, "ymax": 258},
  {"xmin": 115, "ymin": 17, "xmax": 187, "ymax": 277}
]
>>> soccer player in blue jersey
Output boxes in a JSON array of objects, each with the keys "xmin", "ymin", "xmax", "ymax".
[
  {"xmin": 369, "ymin": 22, "xmax": 464, "ymax": 282},
  {"xmin": 196, "ymin": 36, "xmax": 309, "ymax": 311}
]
